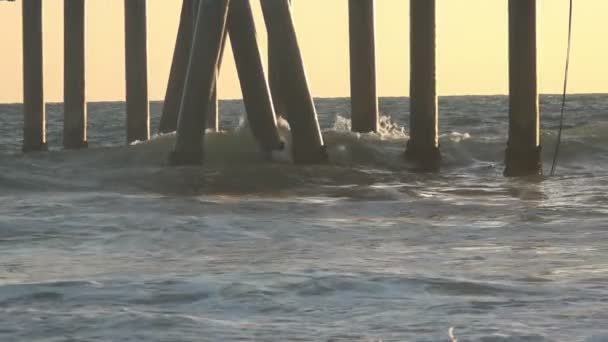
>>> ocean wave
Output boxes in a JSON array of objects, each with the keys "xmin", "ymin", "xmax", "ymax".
[{"xmin": 0, "ymin": 114, "xmax": 605, "ymax": 196}]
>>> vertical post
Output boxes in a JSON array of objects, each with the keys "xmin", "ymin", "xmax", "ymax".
[
  {"xmin": 170, "ymin": 0, "xmax": 230, "ymax": 165},
  {"xmin": 159, "ymin": 0, "xmax": 198, "ymax": 134},
  {"xmin": 22, "ymin": 0, "xmax": 46, "ymax": 152},
  {"xmin": 261, "ymin": 0, "xmax": 327, "ymax": 164},
  {"xmin": 64, "ymin": 0, "xmax": 87, "ymax": 149},
  {"xmin": 228, "ymin": 0, "xmax": 283, "ymax": 151},
  {"xmin": 349, "ymin": 0, "xmax": 378, "ymax": 133},
  {"xmin": 406, "ymin": 0, "xmax": 440, "ymax": 171},
  {"xmin": 505, "ymin": 0, "xmax": 541, "ymax": 177},
  {"xmin": 124, "ymin": 0, "xmax": 150, "ymax": 143},
  {"xmin": 267, "ymin": 0, "xmax": 290, "ymax": 119}
]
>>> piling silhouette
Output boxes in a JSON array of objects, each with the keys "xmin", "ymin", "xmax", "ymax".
[
  {"xmin": 227, "ymin": 0, "xmax": 283, "ymax": 152},
  {"xmin": 267, "ymin": 0, "xmax": 290, "ymax": 120},
  {"xmin": 349, "ymin": 0, "xmax": 378, "ymax": 134},
  {"xmin": 159, "ymin": 0, "xmax": 199, "ymax": 135},
  {"xmin": 63, "ymin": 0, "xmax": 87, "ymax": 149},
  {"xmin": 124, "ymin": 0, "xmax": 150, "ymax": 143},
  {"xmin": 170, "ymin": 0, "xmax": 229, "ymax": 165},
  {"xmin": 22, "ymin": 0, "xmax": 46, "ymax": 152},
  {"xmin": 506, "ymin": 0, "xmax": 542, "ymax": 177},
  {"xmin": 406, "ymin": 0, "xmax": 440, "ymax": 171},
  {"xmin": 261, "ymin": 0, "xmax": 327, "ymax": 164}
]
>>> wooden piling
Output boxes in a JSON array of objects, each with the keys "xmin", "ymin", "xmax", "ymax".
[
  {"xmin": 261, "ymin": 0, "xmax": 327, "ymax": 164},
  {"xmin": 199, "ymin": 0, "xmax": 222, "ymax": 133},
  {"xmin": 159, "ymin": 0, "xmax": 198, "ymax": 134},
  {"xmin": 349, "ymin": 0, "xmax": 378, "ymax": 133},
  {"xmin": 267, "ymin": 0, "xmax": 290, "ymax": 119},
  {"xmin": 22, "ymin": 0, "xmax": 46, "ymax": 152},
  {"xmin": 124, "ymin": 0, "xmax": 150, "ymax": 143},
  {"xmin": 170, "ymin": 0, "xmax": 230, "ymax": 165},
  {"xmin": 63, "ymin": 0, "xmax": 87, "ymax": 149},
  {"xmin": 505, "ymin": 0, "xmax": 542, "ymax": 177},
  {"xmin": 159, "ymin": 0, "xmax": 222, "ymax": 134},
  {"xmin": 406, "ymin": 0, "xmax": 440, "ymax": 171},
  {"xmin": 228, "ymin": 0, "xmax": 283, "ymax": 151}
]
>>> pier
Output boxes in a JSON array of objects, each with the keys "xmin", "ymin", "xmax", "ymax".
[{"xmin": 14, "ymin": 0, "xmax": 544, "ymax": 177}]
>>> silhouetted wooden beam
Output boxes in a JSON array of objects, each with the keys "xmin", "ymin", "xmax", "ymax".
[
  {"xmin": 63, "ymin": 0, "xmax": 87, "ymax": 149},
  {"xmin": 349, "ymin": 0, "xmax": 378, "ymax": 133},
  {"xmin": 22, "ymin": 0, "xmax": 47, "ymax": 152},
  {"xmin": 505, "ymin": 0, "xmax": 541, "ymax": 177},
  {"xmin": 406, "ymin": 0, "xmax": 440, "ymax": 171},
  {"xmin": 124, "ymin": 0, "xmax": 150, "ymax": 143},
  {"xmin": 193, "ymin": 0, "xmax": 221, "ymax": 133},
  {"xmin": 159, "ymin": 0, "xmax": 198, "ymax": 134},
  {"xmin": 160, "ymin": 0, "xmax": 222, "ymax": 134},
  {"xmin": 170, "ymin": 0, "xmax": 230, "ymax": 165},
  {"xmin": 228, "ymin": 0, "xmax": 283, "ymax": 152},
  {"xmin": 261, "ymin": 0, "xmax": 327, "ymax": 164},
  {"xmin": 267, "ymin": 0, "xmax": 290, "ymax": 119}
]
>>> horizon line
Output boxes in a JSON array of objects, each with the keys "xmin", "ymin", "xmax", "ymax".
[{"xmin": 1, "ymin": 92, "xmax": 607, "ymax": 106}]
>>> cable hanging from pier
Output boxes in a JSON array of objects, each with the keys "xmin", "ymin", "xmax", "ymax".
[{"xmin": 550, "ymin": 0, "xmax": 574, "ymax": 176}]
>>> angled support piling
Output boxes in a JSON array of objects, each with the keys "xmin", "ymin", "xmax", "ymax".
[
  {"xmin": 267, "ymin": 0, "xmax": 290, "ymax": 119},
  {"xmin": 349, "ymin": 0, "xmax": 378, "ymax": 133},
  {"xmin": 160, "ymin": 0, "xmax": 222, "ymax": 134},
  {"xmin": 124, "ymin": 0, "xmax": 150, "ymax": 143},
  {"xmin": 261, "ymin": 0, "xmax": 327, "ymax": 164},
  {"xmin": 159, "ymin": 0, "xmax": 199, "ymax": 134},
  {"xmin": 406, "ymin": 0, "xmax": 440, "ymax": 171},
  {"xmin": 63, "ymin": 0, "xmax": 87, "ymax": 149},
  {"xmin": 505, "ymin": 0, "xmax": 542, "ymax": 177},
  {"xmin": 22, "ymin": 0, "xmax": 47, "ymax": 152},
  {"xmin": 170, "ymin": 0, "xmax": 230, "ymax": 165},
  {"xmin": 227, "ymin": 0, "xmax": 283, "ymax": 152}
]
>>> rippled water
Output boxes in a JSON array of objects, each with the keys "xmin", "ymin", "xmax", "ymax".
[{"xmin": 0, "ymin": 96, "xmax": 607, "ymax": 341}]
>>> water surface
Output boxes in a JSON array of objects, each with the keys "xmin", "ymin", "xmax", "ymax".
[{"xmin": 1, "ymin": 96, "xmax": 607, "ymax": 341}]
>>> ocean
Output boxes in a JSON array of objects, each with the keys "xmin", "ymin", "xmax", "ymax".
[{"xmin": 0, "ymin": 95, "xmax": 607, "ymax": 341}]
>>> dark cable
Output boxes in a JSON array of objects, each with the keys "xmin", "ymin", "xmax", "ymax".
[{"xmin": 550, "ymin": 0, "xmax": 574, "ymax": 176}]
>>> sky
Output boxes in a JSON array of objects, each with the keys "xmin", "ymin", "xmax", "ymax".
[{"xmin": 0, "ymin": 0, "xmax": 607, "ymax": 103}]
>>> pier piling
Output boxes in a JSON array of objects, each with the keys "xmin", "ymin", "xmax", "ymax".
[
  {"xmin": 159, "ymin": 0, "xmax": 198, "ymax": 134},
  {"xmin": 63, "ymin": 0, "xmax": 87, "ymax": 149},
  {"xmin": 505, "ymin": 0, "xmax": 542, "ymax": 177},
  {"xmin": 22, "ymin": 0, "xmax": 46, "ymax": 152},
  {"xmin": 261, "ymin": 0, "xmax": 327, "ymax": 164},
  {"xmin": 349, "ymin": 0, "xmax": 378, "ymax": 133},
  {"xmin": 124, "ymin": 0, "xmax": 150, "ymax": 143},
  {"xmin": 267, "ymin": 0, "xmax": 290, "ymax": 119},
  {"xmin": 406, "ymin": 0, "xmax": 440, "ymax": 171},
  {"xmin": 160, "ymin": 0, "xmax": 221, "ymax": 134},
  {"xmin": 170, "ymin": 0, "xmax": 230, "ymax": 165},
  {"xmin": 227, "ymin": 0, "xmax": 283, "ymax": 151}
]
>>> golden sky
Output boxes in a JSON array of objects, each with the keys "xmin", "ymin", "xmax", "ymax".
[{"xmin": 1, "ymin": 0, "xmax": 607, "ymax": 103}]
